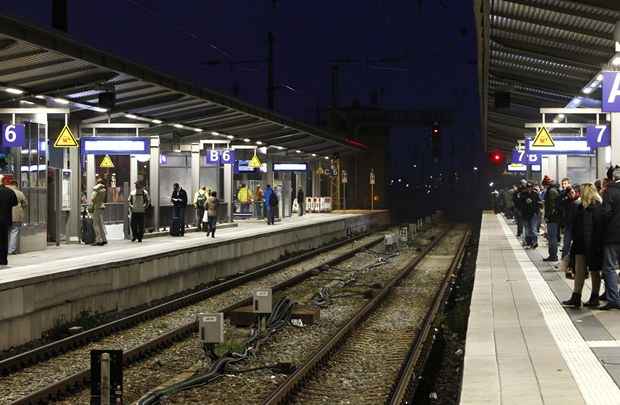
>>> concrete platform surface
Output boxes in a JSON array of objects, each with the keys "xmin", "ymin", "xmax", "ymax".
[
  {"xmin": 0, "ymin": 212, "xmax": 382, "ymax": 290},
  {"xmin": 461, "ymin": 213, "xmax": 620, "ymax": 405}
]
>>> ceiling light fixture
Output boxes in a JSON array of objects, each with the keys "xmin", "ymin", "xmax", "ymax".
[
  {"xmin": 125, "ymin": 114, "xmax": 138, "ymax": 119},
  {"xmin": 243, "ymin": 138, "xmax": 251, "ymax": 143},
  {"xmin": 152, "ymin": 119, "xmax": 163, "ymax": 124},
  {"xmin": 5, "ymin": 88, "xmax": 24, "ymax": 95},
  {"xmin": 226, "ymin": 135, "xmax": 234, "ymax": 139},
  {"xmin": 92, "ymin": 106, "xmax": 107, "ymax": 113},
  {"xmin": 53, "ymin": 98, "xmax": 70, "ymax": 104},
  {"xmin": 173, "ymin": 124, "xmax": 184, "ymax": 129}
]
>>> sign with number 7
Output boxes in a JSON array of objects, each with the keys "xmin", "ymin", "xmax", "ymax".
[{"xmin": 586, "ymin": 125, "xmax": 611, "ymax": 148}]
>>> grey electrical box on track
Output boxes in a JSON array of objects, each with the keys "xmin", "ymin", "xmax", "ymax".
[
  {"xmin": 198, "ymin": 313, "xmax": 224, "ymax": 344},
  {"xmin": 253, "ymin": 288, "xmax": 273, "ymax": 314}
]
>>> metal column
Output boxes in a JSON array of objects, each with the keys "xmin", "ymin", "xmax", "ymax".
[
  {"xmin": 86, "ymin": 154, "xmax": 95, "ymax": 199},
  {"xmin": 612, "ymin": 23, "xmax": 620, "ymax": 167},
  {"xmin": 557, "ymin": 155, "xmax": 567, "ymax": 181},
  {"xmin": 224, "ymin": 163, "xmax": 233, "ymax": 222},
  {"xmin": 149, "ymin": 137, "xmax": 160, "ymax": 231},
  {"xmin": 190, "ymin": 143, "xmax": 200, "ymax": 198}
]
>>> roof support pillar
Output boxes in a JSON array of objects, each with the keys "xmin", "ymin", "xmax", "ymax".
[{"xmin": 610, "ymin": 22, "xmax": 620, "ymax": 169}]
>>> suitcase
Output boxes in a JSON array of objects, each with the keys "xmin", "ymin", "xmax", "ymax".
[
  {"xmin": 170, "ymin": 217, "xmax": 184, "ymax": 236},
  {"xmin": 81, "ymin": 216, "xmax": 96, "ymax": 244}
]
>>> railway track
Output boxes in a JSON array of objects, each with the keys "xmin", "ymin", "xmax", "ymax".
[
  {"xmin": 3, "ymin": 227, "xmax": 404, "ymax": 405},
  {"xmin": 262, "ymin": 225, "xmax": 469, "ymax": 405}
]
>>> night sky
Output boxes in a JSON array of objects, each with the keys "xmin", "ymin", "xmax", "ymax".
[{"xmin": 0, "ymin": 0, "xmax": 482, "ymax": 204}]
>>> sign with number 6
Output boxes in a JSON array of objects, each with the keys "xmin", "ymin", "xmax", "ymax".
[{"xmin": 0, "ymin": 123, "xmax": 25, "ymax": 147}]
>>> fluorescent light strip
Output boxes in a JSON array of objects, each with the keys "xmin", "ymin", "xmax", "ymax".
[
  {"xmin": 5, "ymin": 88, "xmax": 24, "ymax": 95},
  {"xmin": 54, "ymin": 98, "xmax": 70, "ymax": 105}
]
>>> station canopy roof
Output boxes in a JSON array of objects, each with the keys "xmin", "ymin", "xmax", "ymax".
[
  {"xmin": 476, "ymin": 0, "xmax": 620, "ymax": 152},
  {"xmin": 0, "ymin": 14, "xmax": 363, "ymax": 158}
]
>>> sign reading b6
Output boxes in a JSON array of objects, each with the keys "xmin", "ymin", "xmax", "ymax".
[{"xmin": 205, "ymin": 149, "xmax": 235, "ymax": 164}]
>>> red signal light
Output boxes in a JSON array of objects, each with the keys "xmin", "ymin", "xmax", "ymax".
[{"xmin": 488, "ymin": 150, "xmax": 504, "ymax": 166}]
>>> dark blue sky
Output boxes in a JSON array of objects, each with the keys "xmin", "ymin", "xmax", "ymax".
[{"xmin": 0, "ymin": 0, "xmax": 482, "ymax": 177}]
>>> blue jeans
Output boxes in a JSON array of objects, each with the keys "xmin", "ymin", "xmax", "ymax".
[
  {"xmin": 603, "ymin": 244, "xmax": 620, "ymax": 306},
  {"xmin": 547, "ymin": 222, "xmax": 559, "ymax": 259},
  {"xmin": 525, "ymin": 214, "xmax": 538, "ymax": 246},
  {"xmin": 562, "ymin": 224, "xmax": 572, "ymax": 259}
]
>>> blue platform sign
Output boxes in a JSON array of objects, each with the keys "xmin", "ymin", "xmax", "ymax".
[
  {"xmin": 527, "ymin": 136, "xmax": 592, "ymax": 155},
  {"xmin": 0, "ymin": 123, "xmax": 25, "ymax": 148},
  {"xmin": 586, "ymin": 125, "xmax": 611, "ymax": 148},
  {"xmin": 512, "ymin": 149, "xmax": 540, "ymax": 165},
  {"xmin": 205, "ymin": 149, "xmax": 235, "ymax": 164},
  {"xmin": 603, "ymin": 72, "xmax": 620, "ymax": 112},
  {"xmin": 81, "ymin": 136, "xmax": 150, "ymax": 155}
]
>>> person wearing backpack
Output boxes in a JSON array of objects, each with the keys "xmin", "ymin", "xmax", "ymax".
[
  {"xmin": 193, "ymin": 186, "xmax": 208, "ymax": 231},
  {"xmin": 129, "ymin": 181, "xmax": 150, "ymax": 242},
  {"xmin": 264, "ymin": 184, "xmax": 278, "ymax": 225}
]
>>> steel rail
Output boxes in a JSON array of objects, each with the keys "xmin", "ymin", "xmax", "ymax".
[
  {"xmin": 387, "ymin": 229, "xmax": 470, "ymax": 404},
  {"xmin": 8, "ymin": 230, "xmax": 387, "ymax": 405},
  {"xmin": 261, "ymin": 226, "xmax": 464, "ymax": 405}
]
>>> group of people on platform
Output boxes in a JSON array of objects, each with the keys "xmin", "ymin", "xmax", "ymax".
[
  {"xmin": 84, "ymin": 180, "xmax": 285, "ymax": 246},
  {"xmin": 497, "ymin": 166, "xmax": 620, "ymax": 310}
]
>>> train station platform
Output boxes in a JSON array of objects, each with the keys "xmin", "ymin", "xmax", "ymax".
[
  {"xmin": 0, "ymin": 210, "xmax": 390, "ymax": 351},
  {"xmin": 461, "ymin": 212, "xmax": 620, "ymax": 405}
]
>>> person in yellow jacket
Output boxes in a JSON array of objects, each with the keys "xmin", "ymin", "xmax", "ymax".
[{"xmin": 237, "ymin": 184, "xmax": 252, "ymax": 214}]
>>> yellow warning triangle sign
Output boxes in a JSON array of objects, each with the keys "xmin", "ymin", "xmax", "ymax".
[
  {"xmin": 532, "ymin": 127, "xmax": 555, "ymax": 147},
  {"xmin": 248, "ymin": 151, "xmax": 262, "ymax": 168},
  {"xmin": 53, "ymin": 125, "xmax": 79, "ymax": 148},
  {"xmin": 100, "ymin": 154, "xmax": 115, "ymax": 169}
]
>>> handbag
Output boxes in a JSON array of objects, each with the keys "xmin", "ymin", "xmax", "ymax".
[{"xmin": 202, "ymin": 210, "xmax": 209, "ymax": 222}]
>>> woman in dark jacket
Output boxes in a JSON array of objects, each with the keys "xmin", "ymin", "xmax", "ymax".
[{"xmin": 562, "ymin": 183, "xmax": 604, "ymax": 308}]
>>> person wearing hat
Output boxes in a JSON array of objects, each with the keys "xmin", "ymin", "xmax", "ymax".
[
  {"xmin": 129, "ymin": 181, "xmax": 150, "ymax": 242},
  {"xmin": 0, "ymin": 175, "xmax": 17, "ymax": 265},
  {"xmin": 542, "ymin": 176, "xmax": 561, "ymax": 262}
]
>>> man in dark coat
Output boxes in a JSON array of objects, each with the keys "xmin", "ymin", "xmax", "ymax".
[
  {"xmin": 521, "ymin": 183, "xmax": 542, "ymax": 248},
  {"xmin": 0, "ymin": 176, "xmax": 18, "ymax": 265},
  {"xmin": 600, "ymin": 166, "xmax": 620, "ymax": 309},
  {"xmin": 171, "ymin": 183, "xmax": 188, "ymax": 236},
  {"xmin": 543, "ymin": 176, "xmax": 561, "ymax": 261}
]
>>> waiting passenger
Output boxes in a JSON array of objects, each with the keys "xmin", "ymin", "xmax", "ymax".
[
  {"xmin": 297, "ymin": 188, "xmax": 305, "ymax": 216},
  {"xmin": 193, "ymin": 186, "xmax": 208, "ymax": 231},
  {"xmin": 255, "ymin": 185, "xmax": 264, "ymax": 219},
  {"xmin": 129, "ymin": 181, "xmax": 150, "ymax": 243},
  {"xmin": 0, "ymin": 175, "xmax": 17, "ymax": 265},
  {"xmin": 264, "ymin": 184, "xmax": 277, "ymax": 225},
  {"xmin": 522, "ymin": 183, "xmax": 541, "ymax": 249},
  {"xmin": 542, "ymin": 176, "xmax": 561, "ymax": 262},
  {"xmin": 237, "ymin": 184, "xmax": 252, "ymax": 214},
  {"xmin": 600, "ymin": 166, "xmax": 620, "ymax": 310},
  {"xmin": 205, "ymin": 191, "xmax": 218, "ymax": 238},
  {"xmin": 562, "ymin": 184, "xmax": 604, "ymax": 309},
  {"xmin": 170, "ymin": 183, "xmax": 188, "ymax": 236},
  {"xmin": 7, "ymin": 180, "xmax": 27, "ymax": 254},
  {"xmin": 90, "ymin": 179, "xmax": 108, "ymax": 246}
]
